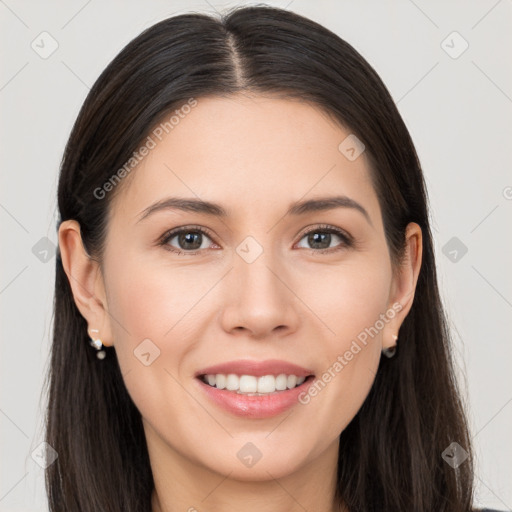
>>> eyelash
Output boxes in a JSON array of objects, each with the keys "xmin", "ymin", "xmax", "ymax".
[{"xmin": 157, "ymin": 224, "xmax": 354, "ymax": 257}]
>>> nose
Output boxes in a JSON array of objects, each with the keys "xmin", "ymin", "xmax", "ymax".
[{"xmin": 219, "ymin": 248, "xmax": 301, "ymax": 340}]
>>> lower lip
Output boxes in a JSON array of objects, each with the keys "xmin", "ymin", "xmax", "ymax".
[{"xmin": 196, "ymin": 376, "xmax": 315, "ymax": 419}]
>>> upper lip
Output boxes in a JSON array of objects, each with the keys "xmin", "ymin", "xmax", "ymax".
[{"xmin": 195, "ymin": 359, "xmax": 314, "ymax": 378}]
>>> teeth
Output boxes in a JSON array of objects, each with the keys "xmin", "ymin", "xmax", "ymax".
[
  {"xmin": 215, "ymin": 374, "xmax": 226, "ymax": 390},
  {"xmin": 201, "ymin": 373, "xmax": 308, "ymax": 394},
  {"xmin": 239, "ymin": 375, "xmax": 257, "ymax": 393},
  {"xmin": 275, "ymin": 374, "xmax": 288, "ymax": 390},
  {"xmin": 226, "ymin": 374, "xmax": 238, "ymax": 391},
  {"xmin": 257, "ymin": 375, "xmax": 275, "ymax": 393}
]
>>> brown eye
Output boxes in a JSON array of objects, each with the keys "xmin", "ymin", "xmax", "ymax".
[
  {"xmin": 159, "ymin": 226, "xmax": 216, "ymax": 255},
  {"xmin": 296, "ymin": 225, "xmax": 353, "ymax": 253}
]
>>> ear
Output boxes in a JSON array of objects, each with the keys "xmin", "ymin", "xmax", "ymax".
[
  {"xmin": 382, "ymin": 222, "xmax": 423, "ymax": 351},
  {"xmin": 58, "ymin": 220, "xmax": 114, "ymax": 347}
]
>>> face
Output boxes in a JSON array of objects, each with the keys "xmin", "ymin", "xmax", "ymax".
[{"xmin": 67, "ymin": 93, "xmax": 419, "ymax": 482}]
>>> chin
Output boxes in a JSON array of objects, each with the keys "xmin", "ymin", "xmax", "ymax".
[{"xmin": 198, "ymin": 444, "xmax": 308, "ymax": 482}]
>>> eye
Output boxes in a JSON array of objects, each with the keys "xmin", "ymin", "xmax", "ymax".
[
  {"xmin": 158, "ymin": 224, "xmax": 353, "ymax": 256},
  {"xmin": 295, "ymin": 224, "xmax": 353, "ymax": 253},
  {"xmin": 158, "ymin": 225, "xmax": 218, "ymax": 255}
]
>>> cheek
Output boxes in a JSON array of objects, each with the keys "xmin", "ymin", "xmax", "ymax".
[
  {"xmin": 293, "ymin": 259, "xmax": 390, "ymax": 434},
  {"xmin": 105, "ymin": 251, "xmax": 211, "ymax": 346},
  {"xmin": 300, "ymin": 256, "xmax": 392, "ymax": 348},
  {"xmin": 102, "ymin": 252, "xmax": 207, "ymax": 397},
  {"xmin": 102, "ymin": 249, "xmax": 229, "ymax": 410},
  {"xmin": 102, "ymin": 257, "xmax": 204, "ymax": 436}
]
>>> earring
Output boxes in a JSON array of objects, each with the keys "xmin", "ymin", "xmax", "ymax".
[
  {"xmin": 89, "ymin": 329, "xmax": 106, "ymax": 360},
  {"xmin": 382, "ymin": 334, "xmax": 398, "ymax": 358}
]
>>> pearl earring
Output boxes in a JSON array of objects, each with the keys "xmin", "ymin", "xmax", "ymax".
[
  {"xmin": 382, "ymin": 334, "xmax": 398, "ymax": 358},
  {"xmin": 89, "ymin": 329, "xmax": 106, "ymax": 360}
]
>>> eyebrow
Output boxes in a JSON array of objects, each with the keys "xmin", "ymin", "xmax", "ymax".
[{"xmin": 136, "ymin": 195, "xmax": 372, "ymax": 226}]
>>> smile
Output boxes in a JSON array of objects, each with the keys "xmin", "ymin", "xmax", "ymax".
[
  {"xmin": 200, "ymin": 373, "xmax": 309, "ymax": 395},
  {"xmin": 196, "ymin": 374, "xmax": 315, "ymax": 418}
]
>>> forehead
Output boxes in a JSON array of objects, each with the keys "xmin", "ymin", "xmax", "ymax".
[{"xmin": 109, "ymin": 93, "xmax": 381, "ymax": 227}]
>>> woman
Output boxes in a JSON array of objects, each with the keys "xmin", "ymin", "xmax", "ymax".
[{"xmin": 45, "ymin": 5, "xmax": 499, "ymax": 511}]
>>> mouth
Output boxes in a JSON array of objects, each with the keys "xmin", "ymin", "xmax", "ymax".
[
  {"xmin": 194, "ymin": 365, "xmax": 315, "ymax": 420},
  {"xmin": 194, "ymin": 360, "xmax": 316, "ymax": 418},
  {"xmin": 197, "ymin": 373, "xmax": 315, "ymax": 396}
]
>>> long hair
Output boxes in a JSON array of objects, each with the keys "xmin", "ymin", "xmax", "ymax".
[{"xmin": 44, "ymin": 5, "xmax": 475, "ymax": 511}]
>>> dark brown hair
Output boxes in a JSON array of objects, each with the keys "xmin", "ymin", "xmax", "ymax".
[{"xmin": 45, "ymin": 5, "xmax": 475, "ymax": 511}]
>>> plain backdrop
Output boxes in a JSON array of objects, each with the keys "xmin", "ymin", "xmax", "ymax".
[{"xmin": 1, "ymin": 0, "xmax": 511, "ymax": 510}]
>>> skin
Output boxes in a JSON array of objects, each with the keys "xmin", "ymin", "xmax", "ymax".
[{"xmin": 59, "ymin": 93, "xmax": 422, "ymax": 512}]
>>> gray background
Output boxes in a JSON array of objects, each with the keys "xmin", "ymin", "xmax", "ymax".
[{"xmin": 1, "ymin": 0, "xmax": 511, "ymax": 510}]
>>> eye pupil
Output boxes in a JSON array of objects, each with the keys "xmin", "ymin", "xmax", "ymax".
[
  {"xmin": 179, "ymin": 232, "xmax": 202, "ymax": 250},
  {"xmin": 309, "ymin": 232, "xmax": 331, "ymax": 249}
]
